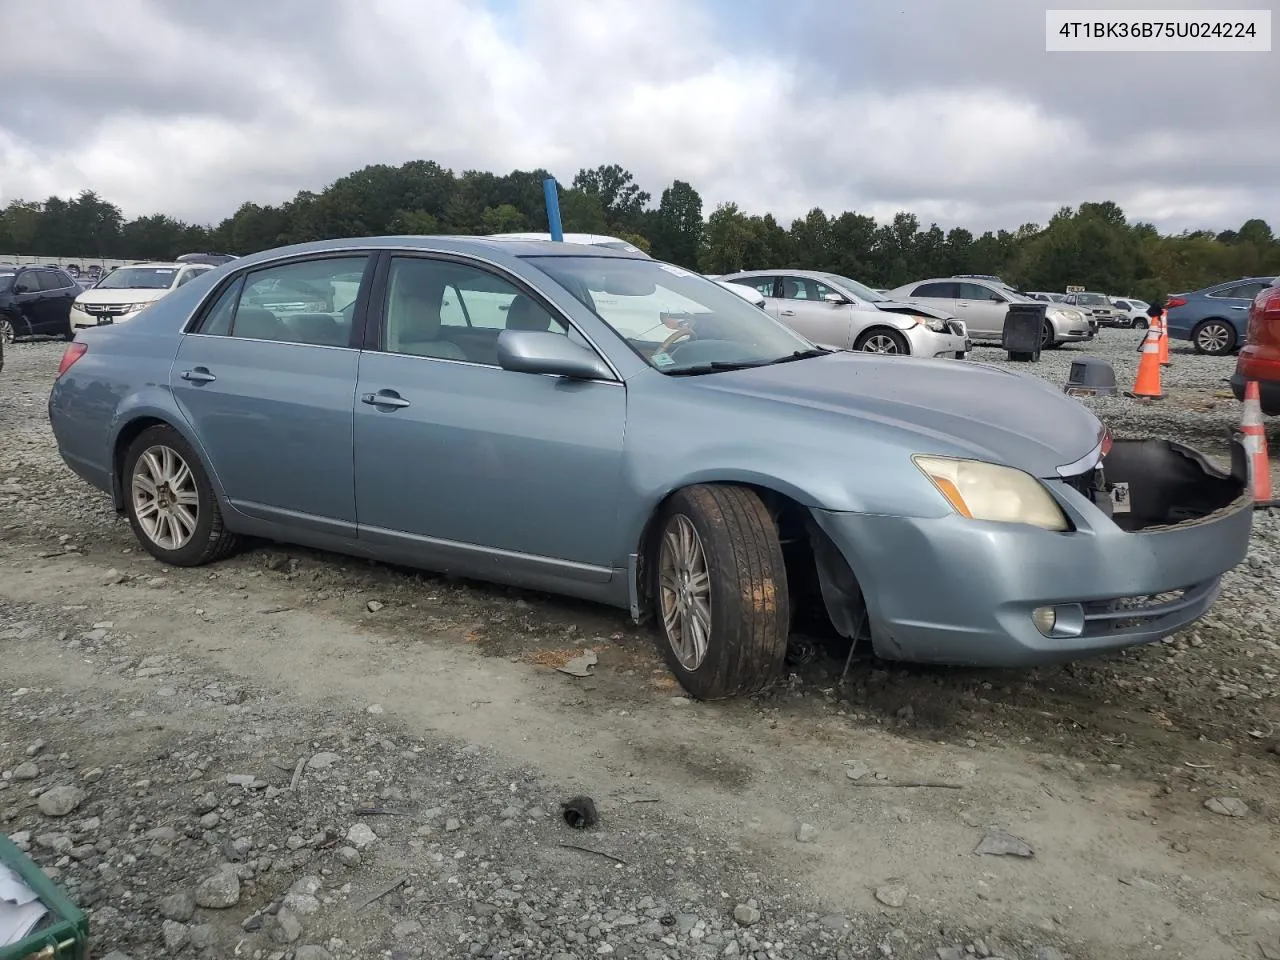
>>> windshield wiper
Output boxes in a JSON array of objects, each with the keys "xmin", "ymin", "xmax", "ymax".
[{"xmin": 665, "ymin": 347, "xmax": 832, "ymax": 377}]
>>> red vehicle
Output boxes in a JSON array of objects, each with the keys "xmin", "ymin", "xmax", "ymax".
[{"xmin": 1232, "ymin": 278, "xmax": 1280, "ymax": 414}]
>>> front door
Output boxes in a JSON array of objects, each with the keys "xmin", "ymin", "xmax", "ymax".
[
  {"xmin": 954, "ymin": 282, "xmax": 1009, "ymax": 338},
  {"xmin": 776, "ymin": 276, "xmax": 853, "ymax": 346},
  {"xmin": 170, "ymin": 254, "xmax": 372, "ymax": 538},
  {"xmin": 353, "ymin": 254, "xmax": 627, "ymax": 585}
]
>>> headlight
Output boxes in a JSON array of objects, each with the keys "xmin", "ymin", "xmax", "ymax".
[
  {"xmin": 72, "ymin": 302, "xmax": 89, "ymax": 312},
  {"xmin": 924, "ymin": 318, "xmax": 946, "ymax": 333},
  {"xmin": 912, "ymin": 456, "xmax": 1070, "ymax": 531}
]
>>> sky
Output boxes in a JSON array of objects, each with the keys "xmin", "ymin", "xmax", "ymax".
[{"xmin": 0, "ymin": 0, "xmax": 1276, "ymax": 235}]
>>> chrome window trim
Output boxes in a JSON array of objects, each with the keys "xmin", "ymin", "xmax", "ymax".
[{"xmin": 181, "ymin": 244, "xmax": 625, "ymax": 382}]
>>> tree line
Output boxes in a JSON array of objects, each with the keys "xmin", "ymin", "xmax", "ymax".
[{"xmin": 2, "ymin": 160, "xmax": 1277, "ymax": 302}]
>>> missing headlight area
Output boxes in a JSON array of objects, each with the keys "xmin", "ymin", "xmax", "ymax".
[{"xmin": 1090, "ymin": 438, "xmax": 1249, "ymax": 531}]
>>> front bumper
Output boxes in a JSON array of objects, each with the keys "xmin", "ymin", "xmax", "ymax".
[
  {"xmin": 1230, "ymin": 366, "xmax": 1280, "ymax": 415},
  {"xmin": 811, "ymin": 440, "xmax": 1252, "ymax": 667},
  {"xmin": 907, "ymin": 326, "xmax": 970, "ymax": 359},
  {"xmin": 1055, "ymin": 326, "xmax": 1094, "ymax": 342},
  {"xmin": 72, "ymin": 307, "xmax": 143, "ymax": 329}
]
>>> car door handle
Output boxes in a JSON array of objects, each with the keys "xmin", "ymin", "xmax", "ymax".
[
  {"xmin": 1230, "ymin": 305, "xmax": 1247, "ymax": 310},
  {"xmin": 780, "ymin": 310, "xmax": 796, "ymax": 316},
  {"xmin": 361, "ymin": 390, "xmax": 411, "ymax": 409},
  {"xmin": 180, "ymin": 368, "xmax": 216, "ymax": 383}
]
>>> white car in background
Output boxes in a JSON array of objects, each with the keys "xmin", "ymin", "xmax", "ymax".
[
  {"xmin": 707, "ymin": 277, "xmax": 767, "ymax": 308},
  {"xmin": 1110, "ymin": 297, "xmax": 1151, "ymax": 328},
  {"xmin": 71, "ymin": 261, "xmax": 214, "ymax": 329}
]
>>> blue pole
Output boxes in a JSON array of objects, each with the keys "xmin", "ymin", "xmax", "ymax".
[{"xmin": 543, "ymin": 177, "xmax": 564, "ymax": 242}]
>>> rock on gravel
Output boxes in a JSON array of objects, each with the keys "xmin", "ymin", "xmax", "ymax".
[
  {"xmin": 346, "ymin": 822, "xmax": 377, "ymax": 848},
  {"xmin": 37, "ymin": 785, "xmax": 85, "ymax": 817},
  {"xmin": 875, "ymin": 883, "xmax": 909, "ymax": 908},
  {"xmin": 159, "ymin": 891, "xmax": 196, "ymax": 922},
  {"xmin": 13, "ymin": 761, "xmax": 40, "ymax": 780},
  {"xmin": 795, "ymin": 822, "xmax": 818, "ymax": 843},
  {"xmin": 975, "ymin": 829, "xmax": 1035, "ymax": 858},
  {"xmin": 194, "ymin": 867, "xmax": 241, "ymax": 908},
  {"xmin": 732, "ymin": 901, "xmax": 761, "ymax": 925},
  {"xmin": 161, "ymin": 920, "xmax": 189, "ymax": 952},
  {"xmin": 294, "ymin": 948, "xmax": 333, "ymax": 960},
  {"xmin": 1204, "ymin": 796, "xmax": 1250, "ymax": 818}
]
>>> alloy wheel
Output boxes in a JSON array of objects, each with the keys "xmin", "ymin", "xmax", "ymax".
[
  {"xmin": 659, "ymin": 514, "xmax": 713, "ymax": 671},
  {"xmin": 1195, "ymin": 322, "xmax": 1232, "ymax": 354},
  {"xmin": 861, "ymin": 334, "xmax": 901, "ymax": 354},
  {"xmin": 131, "ymin": 444, "xmax": 200, "ymax": 551},
  {"xmin": 0, "ymin": 318, "xmax": 14, "ymax": 345}
]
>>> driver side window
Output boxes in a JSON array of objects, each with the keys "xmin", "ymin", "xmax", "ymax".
[{"xmin": 959, "ymin": 282, "xmax": 1001, "ymax": 302}]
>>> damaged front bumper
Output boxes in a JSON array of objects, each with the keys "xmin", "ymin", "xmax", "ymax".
[{"xmin": 809, "ymin": 439, "xmax": 1253, "ymax": 667}]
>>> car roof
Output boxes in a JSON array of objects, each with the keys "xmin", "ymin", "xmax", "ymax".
[
  {"xmin": 112, "ymin": 261, "xmax": 194, "ymax": 269},
  {"xmin": 725, "ymin": 268, "xmax": 847, "ymax": 280},
  {"xmin": 210, "ymin": 235, "xmax": 649, "ymax": 272}
]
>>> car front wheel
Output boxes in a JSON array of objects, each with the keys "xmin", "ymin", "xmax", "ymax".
[
  {"xmin": 0, "ymin": 316, "xmax": 15, "ymax": 345},
  {"xmin": 1192, "ymin": 320, "xmax": 1235, "ymax": 355},
  {"xmin": 122, "ymin": 424, "xmax": 241, "ymax": 567},
  {"xmin": 854, "ymin": 328, "xmax": 909, "ymax": 354},
  {"xmin": 653, "ymin": 485, "xmax": 790, "ymax": 700},
  {"xmin": 1040, "ymin": 319, "xmax": 1058, "ymax": 349}
]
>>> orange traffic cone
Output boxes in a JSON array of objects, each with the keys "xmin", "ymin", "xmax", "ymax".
[
  {"xmin": 1128, "ymin": 321, "xmax": 1163, "ymax": 398},
  {"xmin": 1157, "ymin": 310, "xmax": 1171, "ymax": 367},
  {"xmin": 1239, "ymin": 380, "xmax": 1274, "ymax": 506}
]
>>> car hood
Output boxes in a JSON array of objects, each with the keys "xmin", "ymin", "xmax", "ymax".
[
  {"xmin": 689, "ymin": 353, "xmax": 1103, "ymax": 478},
  {"xmin": 75, "ymin": 288, "xmax": 170, "ymax": 306},
  {"xmin": 871, "ymin": 299, "xmax": 955, "ymax": 321}
]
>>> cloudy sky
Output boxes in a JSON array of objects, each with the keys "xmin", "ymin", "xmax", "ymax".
[{"xmin": 1, "ymin": 0, "xmax": 1276, "ymax": 234}]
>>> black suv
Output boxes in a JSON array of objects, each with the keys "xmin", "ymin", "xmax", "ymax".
[{"xmin": 0, "ymin": 265, "xmax": 80, "ymax": 343}]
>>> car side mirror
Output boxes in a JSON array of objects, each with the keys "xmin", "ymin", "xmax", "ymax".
[
  {"xmin": 497, "ymin": 330, "xmax": 614, "ymax": 381},
  {"xmin": 822, "ymin": 293, "xmax": 847, "ymax": 305}
]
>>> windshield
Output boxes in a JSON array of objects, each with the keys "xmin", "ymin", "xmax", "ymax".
[
  {"xmin": 95, "ymin": 267, "xmax": 179, "ymax": 290},
  {"xmin": 1076, "ymin": 293, "xmax": 1109, "ymax": 305},
  {"xmin": 527, "ymin": 256, "xmax": 818, "ymax": 374},
  {"xmin": 819, "ymin": 273, "xmax": 888, "ymax": 303}
]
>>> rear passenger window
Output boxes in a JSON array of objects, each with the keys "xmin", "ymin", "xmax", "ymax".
[
  {"xmin": 1219, "ymin": 281, "xmax": 1268, "ymax": 300},
  {"xmin": 227, "ymin": 257, "xmax": 368, "ymax": 346},
  {"xmin": 913, "ymin": 282, "xmax": 956, "ymax": 298},
  {"xmin": 382, "ymin": 257, "xmax": 568, "ymax": 365}
]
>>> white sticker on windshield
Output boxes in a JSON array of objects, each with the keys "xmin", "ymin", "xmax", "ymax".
[
  {"xmin": 154, "ymin": 269, "xmax": 175, "ymax": 274},
  {"xmin": 658, "ymin": 264, "xmax": 692, "ymax": 278},
  {"xmin": 651, "ymin": 351, "xmax": 676, "ymax": 367}
]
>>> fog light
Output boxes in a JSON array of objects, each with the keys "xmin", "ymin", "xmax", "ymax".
[{"xmin": 1032, "ymin": 606, "xmax": 1057, "ymax": 636}]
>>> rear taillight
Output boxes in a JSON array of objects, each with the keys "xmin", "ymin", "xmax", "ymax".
[
  {"xmin": 56, "ymin": 342, "xmax": 87, "ymax": 378},
  {"xmin": 1165, "ymin": 296, "xmax": 1188, "ymax": 309},
  {"xmin": 1254, "ymin": 286, "xmax": 1280, "ymax": 322}
]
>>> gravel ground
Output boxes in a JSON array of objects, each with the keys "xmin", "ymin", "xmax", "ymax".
[{"xmin": 2, "ymin": 331, "xmax": 1279, "ymax": 960}]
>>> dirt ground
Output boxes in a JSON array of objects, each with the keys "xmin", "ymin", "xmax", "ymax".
[{"xmin": 2, "ymin": 338, "xmax": 1279, "ymax": 960}]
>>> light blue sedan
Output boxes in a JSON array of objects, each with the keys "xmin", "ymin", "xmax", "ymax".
[{"xmin": 48, "ymin": 237, "xmax": 1253, "ymax": 699}]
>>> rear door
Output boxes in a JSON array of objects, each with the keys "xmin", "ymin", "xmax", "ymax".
[
  {"xmin": 170, "ymin": 254, "xmax": 373, "ymax": 538},
  {"xmin": 731, "ymin": 275, "xmax": 782, "ymax": 319},
  {"xmin": 36, "ymin": 269, "xmax": 78, "ymax": 334}
]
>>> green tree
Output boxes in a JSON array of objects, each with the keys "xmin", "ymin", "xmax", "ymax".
[
  {"xmin": 571, "ymin": 164, "xmax": 651, "ymax": 231},
  {"xmin": 480, "ymin": 203, "xmax": 527, "ymax": 234},
  {"xmin": 650, "ymin": 180, "xmax": 702, "ymax": 267}
]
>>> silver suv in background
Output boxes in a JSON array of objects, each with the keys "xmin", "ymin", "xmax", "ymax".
[
  {"xmin": 721, "ymin": 269, "xmax": 970, "ymax": 357},
  {"xmin": 1065, "ymin": 291, "xmax": 1127, "ymax": 327},
  {"xmin": 887, "ymin": 277, "xmax": 1094, "ymax": 348}
]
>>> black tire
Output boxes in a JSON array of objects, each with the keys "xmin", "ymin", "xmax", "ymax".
[
  {"xmin": 61, "ymin": 323, "xmax": 75, "ymax": 342},
  {"xmin": 1134, "ymin": 317, "xmax": 1148, "ymax": 329},
  {"xmin": 121, "ymin": 424, "xmax": 241, "ymax": 567},
  {"xmin": 652, "ymin": 485, "xmax": 790, "ymax": 700},
  {"xmin": 853, "ymin": 327, "xmax": 909, "ymax": 354},
  {"xmin": 1040, "ymin": 319, "xmax": 1059, "ymax": 349},
  {"xmin": 1191, "ymin": 319, "xmax": 1235, "ymax": 356}
]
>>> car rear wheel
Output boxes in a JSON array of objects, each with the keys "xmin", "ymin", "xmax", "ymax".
[
  {"xmin": 1192, "ymin": 319, "xmax": 1235, "ymax": 355},
  {"xmin": 854, "ymin": 328, "xmax": 909, "ymax": 354},
  {"xmin": 122, "ymin": 424, "xmax": 241, "ymax": 567},
  {"xmin": 653, "ymin": 485, "xmax": 790, "ymax": 700}
]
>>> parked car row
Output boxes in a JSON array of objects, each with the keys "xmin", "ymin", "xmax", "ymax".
[
  {"xmin": 0, "ymin": 257, "xmax": 223, "ymax": 343},
  {"xmin": 887, "ymin": 277, "xmax": 1093, "ymax": 348}
]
